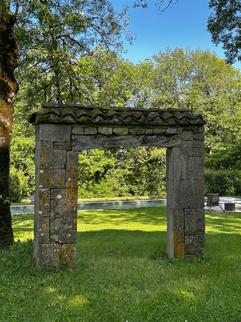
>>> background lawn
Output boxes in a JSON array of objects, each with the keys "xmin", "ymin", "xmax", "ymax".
[{"xmin": 1, "ymin": 208, "xmax": 241, "ymax": 321}]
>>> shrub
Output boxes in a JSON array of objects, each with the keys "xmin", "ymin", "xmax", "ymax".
[{"xmin": 10, "ymin": 168, "xmax": 29, "ymax": 202}]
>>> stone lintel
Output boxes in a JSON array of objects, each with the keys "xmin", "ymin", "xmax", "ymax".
[{"xmin": 72, "ymin": 134, "xmax": 181, "ymax": 150}]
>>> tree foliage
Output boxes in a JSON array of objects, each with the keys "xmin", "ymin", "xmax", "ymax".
[
  {"xmin": 208, "ymin": 0, "xmax": 241, "ymax": 63},
  {"xmin": 15, "ymin": 0, "xmax": 128, "ymax": 104}
]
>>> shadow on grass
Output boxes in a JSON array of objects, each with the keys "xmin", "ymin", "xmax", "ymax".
[
  {"xmin": 77, "ymin": 207, "xmax": 167, "ymax": 226},
  {"xmin": 77, "ymin": 229, "xmax": 167, "ymax": 260}
]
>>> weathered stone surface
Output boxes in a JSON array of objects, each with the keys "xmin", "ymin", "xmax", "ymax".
[
  {"xmin": 30, "ymin": 105, "xmax": 205, "ymax": 126},
  {"xmin": 185, "ymin": 233, "xmax": 205, "ymax": 257},
  {"xmin": 181, "ymin": 140, "xmax": 204, "ymax": 148},
  {"xmin": 39, "ymin": 124, "xmax": 71, "ymax": 142},
  {"xmin": 39, "ymin": 149, "xmax": 66, "ymax": 169},
  {"xmin": 174, "ymin": 147, "xmax": 205, "ymax": 157},
  {"xmin": 166, "ymin": 128, "xmax": 180, "ymax": 135},
  {"xmin": 35, "ymin": 216, "xmax": 50, "ymax": 244},
  {"xmin": 39, "ymin": 169, "xmax": 66, "ymax": 188},
  {"xmin": 167, "ymin": 148, "xmax": 204, "ymax": 181},
  {"xmin": 113, "ymin": 127, "xmax": 128, "ymax": 135},
  {"xmin": 72, "ymin": 134, "xmax": 181, "ymax": 150},
  {"xmin": 181, "ymin": 131, "xmax": 193, "ymax": 141},
  {"xmin": 67, "ymin": 151, "xmax": 79, "ymax": 169},
  {"xmin": 37, "ymin": 140, "xmax": 53, "ymax": 149},
  {"xmin": 34, "ymin": 242, "xmax": 76, "ymax": 268},
  {"xmin": 152, "ymin": 128, "xmax": 166, "ymax": 135},
  {"xmin": 84, "ymin": 127, "xmax": 97, "ymax": 135},
  {"xmin": 53, "ymin": 142, "xmax": 72, "ymax": 150},
  {"xmin": 50, "ymin": 189, "xmax": 77, "ymax": 244},
  {"xmin": 167, "ymin": 208, "xmax": 185, "ymax": 258},
  {"xmin": 98, "ymin": 127, "xmax": 113, "ymax": 135},
  {"xmin": 66, "ymin": 151, "xmax": 79, "ymax": 189},
  {"xmin": 72, "ymin": 126, "xmax": 84, "ymax": 135},
  {"xmin": 128, "ymin": 127, "xmax": 145, "ymax": 135},
  {"xmin": 145, "ymin": 129, "xmax": 153, "ymax": 135},
  {"xmin": 184, "ymin": 209, "xmax": 205, "ymax": 235},
  {"xmin": 167, "ymin": 178, "xmax": 204, "ymax": 209},
  {"xmin": 36, "ymin": 189, "xmax": 51, "ymax": 216},
  {"xmin": 193, "ymin": 132, "xmax": 204, "ymax": 141}
]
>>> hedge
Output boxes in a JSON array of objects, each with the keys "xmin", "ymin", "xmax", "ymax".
[{"xmin": 205, "ymin": 169, "xmax": 241, "ymax": 196}]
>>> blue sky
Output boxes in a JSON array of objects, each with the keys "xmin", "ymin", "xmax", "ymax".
[{"xmin": 112, "ymin": 0, "xmax": 240, "ymax": 69}]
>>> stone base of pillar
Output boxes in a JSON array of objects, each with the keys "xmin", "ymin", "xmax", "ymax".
[{"xmin": 34, "ymin": 241, "xmax": 76, "ymax": 268}]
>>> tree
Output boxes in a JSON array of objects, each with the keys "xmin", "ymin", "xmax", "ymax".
[
  {"xmin": 208, "ymin": 0, "xmax": 241, "ymax": 63},
  {"xmin": 0, "ymin": 0, "xmax": 127, "ymax": 248},
  {"xmin": 134, "ymin": 0, "xmax": 178, "ymax": 11},
  {"xmin": 0, "ymin": 1, "xmax": 18, "ymax": 247},
  {"xmin": 151, "ymin": 49, "xmax": 241, "ymax": 152}
]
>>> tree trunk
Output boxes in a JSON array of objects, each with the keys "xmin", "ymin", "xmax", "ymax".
[{"xmin": 0, "ymin": 11, "xmax": 18, "ymax": 248}]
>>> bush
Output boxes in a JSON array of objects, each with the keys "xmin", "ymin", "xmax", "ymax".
[
  {"xmin": 205, "ymin": 169, "xmax": 241, "ymax": 196},
  {"xmin": 10, "ymin": 168, "xmax": 30, "ymax": 202}
]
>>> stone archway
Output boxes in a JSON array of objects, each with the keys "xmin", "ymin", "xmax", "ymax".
[{"xmin": 30, "ymin": 104, "xmax": 205, "ymax": 267}]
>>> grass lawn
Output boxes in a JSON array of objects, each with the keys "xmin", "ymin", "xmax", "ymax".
[{"xmin": 1, "ymin": 208, "xmax": 241, "ymax": 322}]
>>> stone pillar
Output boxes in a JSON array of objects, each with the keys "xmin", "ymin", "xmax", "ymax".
[
  {"xmin": 166, "ymin": 128, "xmax": 205, "ymax": 258},
  {"xmin": 34, "ymin": 124, "xmax": 78, "ymax": 267}
]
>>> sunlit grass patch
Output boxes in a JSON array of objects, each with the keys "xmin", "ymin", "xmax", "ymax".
[{"xmin": 1, "ymin": 208, "xmax": 241, "ymax": 321}]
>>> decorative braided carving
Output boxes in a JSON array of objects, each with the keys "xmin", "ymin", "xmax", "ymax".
[{"xmin": 30, "ymin": 104, "xmax": 205, "ymax": 126}]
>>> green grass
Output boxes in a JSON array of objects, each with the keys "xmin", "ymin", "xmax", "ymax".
[
  {"xmin": 14, "ymin": 196, "xmax": 164, "ymax": 205},
  {"xmin": 1, "ymin": 208, "xmax": 241, "ymax": 322},
  {"xmin": 77, "ymin": 196, "xmax": 165, "ymax": 203}
]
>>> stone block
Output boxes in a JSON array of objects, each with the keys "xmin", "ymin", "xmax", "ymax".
[
  {"xmin": 98, "ymin": 127, "xmax": 113, "ymax": 135},
  {"xmin": 173, "ymin": 231, "xmax": 185, "ymax": 258},
  {"xmin": 184, "ymin": 209, "xmax": 205, "ymax": 235},
  {"xmin": 173, "ymin": 147, "xmax": 205, "ymax": 157},
  {"xmin": 128, "ymin": 128, "xmax": 145, "ymax": 135},
  {"xmin": 193, "ymin": 133, "xmax": 204, "ymax": 141},
  {"xmin": 113, "ymin": 127, "xmax": 128, "ymax": 135},
  {"xmin": 182, "ymin": 131, "xmax": 193, "ymax": 141},
  {"xmin": 39, "ymin": 124, "xmax": 71, "ymax": 142},
  {"xmin": 38, "ymin": 141, "xmax": 53, "ymax": 149},
  {"xmin": 39, "ymin": 169, "xmax": 66, "ymax": 188},
  {"xmin": 66, "ymin": 152, "xmax": 79, "ymax": 190},
  {"xmin": 152, "ymin": 128, "xmax": 166, "ymax": 135},
  {"xmin": 190, "ymin": 126, "xmax": 204, "ymax": 134},
  {"xmin": 166, "ymin": 128, "xmax": 179, "ymax": 135},
  {"xmin": 182, "ymin": 140, "xmax": 204, "ymax": 148},
  {"xmin": 67, "ymin": 151, "xmax": 79, "ymax": 168},
  {"xmin": 84, "ymin": 127, "xmax": 97, "ymax": 135},
  {"xmin": 34, "ymin": 243, "xmax": 76, "ymax": 268},
  {"xmin": 184, "ymin": 233, "xmax": 205, "ymax": 257},
  {"xmin": 145, "ymin": 129, "xmax": 153, "ymax": 135},
  {"xmin": 36, "ymin": 189, "xmax": 51, "ymax": 216},
  {"xmin": 167, "ymin": 178, "xmax": 204, "ymax": 209},
  {"xmin": 53, "ymin": 142, "xmax": 72, "ymax": 150},
  {"xmin": 167, "ymin": 208, "xmax": 185, "ymax": 258},
  {"xmin": 50, "ymin": 189, "xmax": 77, "ymax": 244},
  {"xmin": 167, "ymin": 149, "xmax": 204, "ymax": 181},
  {"xmin": 39, "ymin": 149, "xmax": 66, "ymax": 169},
  {"xmin": 72, "ymin": 126, "xmax": 84, "ymax": 135},
  {"xmin": 35, "ymin": 216, "xmax": 50, "ymax": 244}
]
